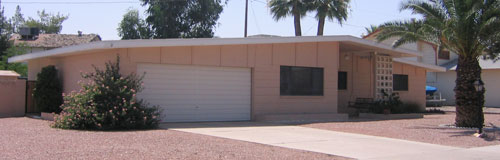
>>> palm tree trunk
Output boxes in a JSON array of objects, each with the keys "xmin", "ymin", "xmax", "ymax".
[
  {"xmin": 317, "ymin": 17, "xmax": 325, "ymax": 36},
  {"xmin": 454, "ymin": 55, "xmax": 485, "ymax": 128},
  {"xmin": 292, "ymin": 4, "xmax": 301, "ymax": 36}
]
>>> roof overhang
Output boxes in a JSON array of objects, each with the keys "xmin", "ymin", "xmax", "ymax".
[
  {"xmin": 9, "ymin": 35, "xmax": 423, "ymax": 63},
  {"xmin": 393, "ymin": 58, "xmax": 446, "ymax": 72}
]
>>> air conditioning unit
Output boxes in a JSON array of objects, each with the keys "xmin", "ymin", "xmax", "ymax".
[{"xmin": 19, "ymin": 27, "xmax": 40, "ymax": 40}]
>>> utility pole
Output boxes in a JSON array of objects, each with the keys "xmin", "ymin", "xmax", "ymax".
[{"xmin": 244, "ymin": 0, "xmax": 248, "ymax": 37}]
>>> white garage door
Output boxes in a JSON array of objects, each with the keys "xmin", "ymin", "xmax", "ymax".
[{"xmin": 137, "ymin": 64, "xmax": 251, "ymax": 122}]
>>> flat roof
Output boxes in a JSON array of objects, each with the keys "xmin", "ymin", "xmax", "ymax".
[{"xmin": 9, "ymin": 35, "xmax": 424, "ymax": 63}]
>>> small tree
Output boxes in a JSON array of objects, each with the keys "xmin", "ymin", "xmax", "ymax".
[
  {"xmin": 117, "ymin": 8, "xmax": 152, "ymax": 40},
  {"xmin": 33, "ymin": 65, "xmax": 63, "ymax": 113},
  {"xmin": 53, "ymin": 57, "xmax": 160, "ymax": 130}
]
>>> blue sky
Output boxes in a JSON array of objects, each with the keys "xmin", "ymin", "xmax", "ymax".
[{"xmin": 2, "ymin": 0, "xmax": 420, "ymax": 40}]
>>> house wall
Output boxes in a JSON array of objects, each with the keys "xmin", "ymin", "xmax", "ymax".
[
  {"xmin": 433, "ymin": 69, "xmax": 500, "ymax": 107},
  {"xmin": 27, "ymin": 42, "xmax": 340, "ymax": 119},
  {"xmin": 0, "ymin": 76, "xmax": 26, "ymax": 117},
  {"xmin": 336, "ymin": 54, "xmax": 427, "ymax": 113},
  {"xmin": 393, "ymin": 62, "xmax": 427, "ymax": 109},
  {"xmin": 27, "ymin": 58, "xmax": 58, "ymax": 80},
  {"xmin": 337, "ymin": 52, "xmax": 374, "ymax": 113}
]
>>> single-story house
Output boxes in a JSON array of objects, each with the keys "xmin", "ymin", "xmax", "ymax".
[{"xmin": 9, "ymin": 36, "xmax": 445, "ymax": 122}]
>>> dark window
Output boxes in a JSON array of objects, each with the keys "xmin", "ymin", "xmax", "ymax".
[
  {"xmin": 438, "ymin": 50, "xmax": 450, "ymax": 60},
  {"xmin": 338, "ymin": 71, "xmax": 347, "ymax": 90},
  {"xmin": 280, "ymin": 66, "xmax": 324, "ymax": 96},
  {"xmin": 393, "ymin": 74, "xmax": 408, "ymax": 91}
]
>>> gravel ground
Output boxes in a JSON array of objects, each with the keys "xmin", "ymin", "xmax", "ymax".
[
  {"xmin": 428, "ymin": 106, "xmax": 500, "ymax": 114},
  {"xmin": 0, "ymin": 117, "xmax": 350, "ymax": 160},
  {"xmin": 302, "ymin": 113, "xmax": 500, "ymax": 148}
]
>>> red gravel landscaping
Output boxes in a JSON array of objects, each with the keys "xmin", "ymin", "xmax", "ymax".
[
  {"xmin": 302, "ymin": 113, "xmax": 500, "ymax": 148},
  {"xmin": 0, "ymin": 117, "xmax": 350, "ymax": 160}
]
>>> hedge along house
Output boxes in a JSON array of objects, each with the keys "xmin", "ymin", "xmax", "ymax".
[{"xmin": 9, "ymin": 36, "xmax": 445, "ymax": 122}]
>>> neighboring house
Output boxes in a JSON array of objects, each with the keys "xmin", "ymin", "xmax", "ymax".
[
  {"xmin": 10, "ymin": 31, "xmax": 101, "ymax": 53},
  {"xmin": 9, "ymin": 36, "xmax": 444, "ymax": 122},
  {"xmin": 364, "ymin": 31, "xmax": 500, "ymax": 107}
]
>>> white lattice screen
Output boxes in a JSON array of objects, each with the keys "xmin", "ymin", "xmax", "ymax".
[{"xmin": 375, "ymin": 55, "xmax": 393, "ymax": 100}]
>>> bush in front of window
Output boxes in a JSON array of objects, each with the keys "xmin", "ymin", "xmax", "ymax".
[{"xmin": 53, "ymin": 57, "xmax": 161, "ymax": 130}]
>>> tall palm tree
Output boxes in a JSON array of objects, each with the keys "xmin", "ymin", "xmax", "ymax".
[
  {"xmin": 269, "ymin": 0, "xmax": 310, "ymax": 36},
  {"xmin": 376, "ymin": 0, "xmax": 500, "ymax": 128},
  {"xmin": 311, "ymin": 0, "xmax": 350, "ymax": 36}
]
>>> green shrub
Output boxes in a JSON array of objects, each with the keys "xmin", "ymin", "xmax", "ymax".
[
  {"xmin": 392, "ymin": 101, "xmax": 424, "ymax": 114},
  {"xmin": 33, "ymin": 65, "xmax": 63, "ymax": 113},
  {"xmin": 370, "ymin": 90, "xmax": 423, "ymax": 114},
  {"xmin": 425, "ymin": 108, "xmax": 446, "ymax": 114},
  {"xmin": 53, "ymin": 57, "xmax": 160, "ymax": 130},
  {"xmin": 370, "ymin": 90, "xmax": 402, "ymax": 114}
]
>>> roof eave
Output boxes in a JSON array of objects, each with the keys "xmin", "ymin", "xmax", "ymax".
[
  {"xmin": 9, "ymin": 35, "xmax": 422, "ymax": 63},
  {"xmin": 393, "ymin": 58, "xmax": 446, "ymax": 72}
]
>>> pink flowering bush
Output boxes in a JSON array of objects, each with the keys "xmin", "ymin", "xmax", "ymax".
[{"xmin": 53, "ymin": 57, "xmax": 160, "ymax": 130}]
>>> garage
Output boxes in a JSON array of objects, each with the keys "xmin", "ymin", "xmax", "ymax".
[{"xmin": 137, "ymin": 64, "xmax": 251, "ymax": 122}]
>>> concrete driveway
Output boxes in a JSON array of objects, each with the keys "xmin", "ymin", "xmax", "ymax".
[{"xmin": 162, "ymin": 122, "xmax": 500, "ymax": 160}]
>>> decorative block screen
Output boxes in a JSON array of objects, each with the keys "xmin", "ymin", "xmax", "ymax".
[{"xmin": 375, "ymin": 55, "xmax": 393, "ymax": 100}]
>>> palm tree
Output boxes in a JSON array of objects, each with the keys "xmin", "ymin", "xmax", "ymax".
[
  {"xmin": 376, "ymin": 0, "xmax": 500, "ymax": 128},
  {"xmin": 311, "ymin": 0, "xmax": 350, "ymax": 36},
  {"xmin": 364, "ymin": 24, "xmax": 379, "ymax": 36},
  {"xmin": 269, "ymin": 0, "xmax": 310, "ymax": 36}
]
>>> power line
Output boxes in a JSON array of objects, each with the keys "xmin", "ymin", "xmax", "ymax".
[
  {"xmin": 2, "ymin": 1, "xmax": 140, "ymax": 4},
  {"xmin": 250, "ymin": 0, "xmax": 262, "ymax": 34}
]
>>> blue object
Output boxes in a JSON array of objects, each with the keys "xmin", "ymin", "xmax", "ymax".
[{"xmin": 426, "ymin": 85, "xmax": 437, "ymax": 95}]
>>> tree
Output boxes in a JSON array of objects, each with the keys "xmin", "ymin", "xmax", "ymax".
[
  {"xmin": 117, "ymin": 8, "xmax": 152, "ymax": 39},
  {"xmin": 364, "ymin": 24, "xmax": 379, "ymax": 36},
  {"xmin": 24, "ymin": 10, "xmax": 68, "ymax": 34},
  {"xmin": 141, "ymin": 0, "xmax": 224, "ymax": 38},
  {"xmin": 0, "ymin": 6, "xmax": 14, "ymax": 71},
  {"xmin": 310, "ymin": 0, "xmax": 350, "ymax": 36},
  {"xmin": 376, "ymin": 0, "xmax": 500, "ymax": 128},
  {"xmin": 269, "ymin": 0, "xmax": 310, "ymax": 36},
  {"xmin": 0, "ymin": 44, "xmax": 28, "ymax": 77},
  {"xmin": 9, "ymin": 5, "xmax": 25, "ymax": 33},
  {"xmin": 0, "ymin": 6, "xmax": 10, "ymax": 56},
  {"xmin": 33, "ymin": 66, "xmax": 63, "ymax": 113}
]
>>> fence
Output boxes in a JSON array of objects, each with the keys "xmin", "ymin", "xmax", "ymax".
[
  {"xmin": 26, "ymin": 80, "xmax": 39, "ymax": 113},
  {"xmin": 0, "ymin": 72, "xmax": 26, "ymax": 117}
]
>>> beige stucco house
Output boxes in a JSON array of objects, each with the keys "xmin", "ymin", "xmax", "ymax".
[{"xmin": 9, "ymin": 36, "xmax": 444, "ymax": 122}]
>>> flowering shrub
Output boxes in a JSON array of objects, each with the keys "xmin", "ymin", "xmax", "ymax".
[{"xmin": 53, "ymin": 57, "xmax": 160, "ymax": 130}]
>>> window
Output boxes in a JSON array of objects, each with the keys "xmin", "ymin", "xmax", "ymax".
[
  {"xmin": 280, "ymin": 66, "xmax": 324, "ymax": 96},
  {"xmin": 338, "ymin": 71, "xmax": 347, "ymax": 90},
  {"xmin": 393, "ymin": 74, "xmax": 408, "ymax": 91},
  {"xmin": 438, "ymin": 50, "xmax": 450, "ymax": 60}
]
